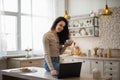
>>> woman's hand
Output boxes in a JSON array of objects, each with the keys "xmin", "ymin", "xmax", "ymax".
[
  {"xmin": 64, "ymin": 39, "xmax": 73, "ymax": 47},
  {"xmin": 51, "ymin": 69, "xmax": 59, "ymax": 76}
]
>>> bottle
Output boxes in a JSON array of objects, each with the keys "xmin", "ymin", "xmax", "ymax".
[
  {"xmin": 71, "ymin": 45, "xmax": 74, "ymax": 55},
  {"xmin": 107, "ymin": 48, "xmax": 112, "ymax": 58},
  {"xmin": 71, "ymin": 42, "xmax": 76, "ymax": 55},
  {"xmin": 103, "ymin": 49, "xmax": 107, "ymax": 58},
  {"xmin": 88, "ymin": 49, "xmax": 91, "ymax": 57},
  {"xmin": 92, "ymin": 68, "xmax": 101, "ymax": 79}
]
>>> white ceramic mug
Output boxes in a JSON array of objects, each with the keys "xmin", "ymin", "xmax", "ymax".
[{"xmin": 66, "ymin": 39, "xmax": 73, "ymax": 45}]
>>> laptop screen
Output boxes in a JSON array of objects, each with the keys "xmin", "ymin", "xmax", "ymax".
[{"xmin": 58, "ymin": 62, "xmax": 82, "ymax": 79}]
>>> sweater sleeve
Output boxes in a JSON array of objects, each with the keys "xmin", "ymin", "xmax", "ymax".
[
  {"xmin": 60, "ymin": 45, "xmax": 67, "ymax": 54},
  {"xmin": 43, "ymin": 34, "xmax": 54, "ymax": 71}
]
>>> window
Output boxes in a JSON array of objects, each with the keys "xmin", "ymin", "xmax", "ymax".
[
  {"xmin": 0, "ymin": 0, "xmax": 56, "ymax": 54},
  {"xmin": 2, "ymin": 15, "xmax": 17, "ymax": 51},
  {"xmin": 3, "ymin": 0, "xmax": 18, "ymax": 12}
]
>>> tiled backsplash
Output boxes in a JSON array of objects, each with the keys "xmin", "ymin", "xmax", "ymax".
[
  {"xmin": 111, "ymin": 49, "xmax": 120, "ymax": 57},
  {"xmin": 74, "ymin": 7, "xmax": 120, "ymax": 56}
]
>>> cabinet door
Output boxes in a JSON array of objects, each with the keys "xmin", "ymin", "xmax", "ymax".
[
  {"xmin": 0, "ymin": 59, "xmax": 7, "ymax": 69},
  {"xmin": 91, "ymin": 60, "xmax": 103, "ymax": 76},
  {"xmin": 7, "ymin": 60, "xmax": 21, "ymax": 68},
  {"xmin": 8, "ymin": 58, "xmax": 44, "ymax": 68},
  {"xmin": 78, "ymin": 59, "xmax": 91, "ymax": 74},
  {"xmin": 20, "ymin": 59, "xmax": 41, "ymax": 67},
  {"xmin": 39, "ymin": 59, "xmax": 44, "ymax": 67},
  {"xmin": 104, "ymin": 61, "xmax": 119, "ymax": 80}
]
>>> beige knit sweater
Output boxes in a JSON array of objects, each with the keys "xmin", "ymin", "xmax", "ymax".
[{"xmin": 43, "ymin": 31, "xmax": 66, "ymax": 70}]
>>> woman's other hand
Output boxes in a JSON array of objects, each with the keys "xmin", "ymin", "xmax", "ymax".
[
  {"xmin": 64, "ymin": 39, "xmax": 73, "ymax": 47},
  {"xmin": 51, "ymin": 69, "xmax": 59, "ymax": 76}
]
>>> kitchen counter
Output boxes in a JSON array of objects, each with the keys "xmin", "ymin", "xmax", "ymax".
[
  {"xmin": 0, "ymin": 67, "xmax": 111, "ymax": 80},
  {"xmin": 60, "ymin": 54, "xmax": 120, "ymax": 61},
  {"xmin": 3, "ymin": 54, "xmax": 26, "ymax": 58},
  {"xmin": 8, "ymin": 56, "xmax": 44, "ymax": 61}
]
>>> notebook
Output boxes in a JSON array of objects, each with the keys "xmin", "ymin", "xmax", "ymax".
[{"xmin": 56, "ymin": 62, "xmax": 82, "ymax": 79}]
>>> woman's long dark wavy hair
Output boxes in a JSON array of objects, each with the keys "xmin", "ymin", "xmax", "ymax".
[{"xmin": 51, "ymin": 17, "xmax": 70, "ymax": 45}]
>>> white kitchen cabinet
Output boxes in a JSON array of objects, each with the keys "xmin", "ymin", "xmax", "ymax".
[
  {"xmin": 91, "ymin": 60, "xmax": 104, "ymax": 77},
  {"xmin": 7, "ymin": 57, "xmax": 44, "ymax": 68},
  {"xmin": 60, "ymin": 56, "xmax": 120, "ymax": 80},
  {"xmin": 103, "ymin": 61, "xmax": 120, "ymax": 80},
  {"xmin": 78, "ymin": 59, "xmax": 91, "ymax": 74}
]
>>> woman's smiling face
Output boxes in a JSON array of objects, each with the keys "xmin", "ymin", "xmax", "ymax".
[{"xmin": 55, "ymin": 21, "xmax": 66, "ymax": 32}]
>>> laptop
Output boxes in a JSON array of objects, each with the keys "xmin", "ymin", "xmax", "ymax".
[{"xmin": 55, "ymin": 62, "xmax": 82, "ymax": 79}]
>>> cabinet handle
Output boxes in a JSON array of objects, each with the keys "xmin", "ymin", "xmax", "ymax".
[
  {"xmin": 83, "ymin": 61, "xmax": 85, "ymax": 63},
  {"xmin": 110, "ymin": 73, "xmax": 112, "ymax": 76},
  {"xmin": 110, "ymin": 68, "xmax": 112, "ymax": 70},
  {"xmin": 96, "ymin": 62, "xmax": 98, "ymax": 64},
  {"xmin": 110, "ymin": 62, "xmax": 112, "ymax": 65},
  {"xmin": 29, "ymin": 61, "xmax": 32, "ymax": 63}
]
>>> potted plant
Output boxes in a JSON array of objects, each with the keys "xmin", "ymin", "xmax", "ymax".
[{"xmin": 25, "ymin": 48, "xmax": 32, "ymax": 58}]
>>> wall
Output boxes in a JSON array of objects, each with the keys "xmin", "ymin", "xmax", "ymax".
[
  {"xmin": 69, "ymin": 0, "xmax": 120, "ymax": 16},
  {"xmin": 56, "ymin": 0, "xmax": 120, "ymax": 16},
  {"xmin": 55, "ymin": 0, "xmax": 65, "ymax": 17},
  {"xmin": 56, "ymin": 0, "xmax": 120, "ymax": 55},
  {"xmin": 74, "ymin": 7, "xmax": 120, "ymax": 55}
]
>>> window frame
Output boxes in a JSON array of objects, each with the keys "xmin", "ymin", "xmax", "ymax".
[{"xmin": 0, "ymin": 0, "xmax": 56, "ymax": 54}]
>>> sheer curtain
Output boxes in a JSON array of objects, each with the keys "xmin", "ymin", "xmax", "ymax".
[
  {"xmin": 0, "ymin": 0, "xmax": 7, "ymax": 56},
  {"xmin": 31, "ymin": 0, "xmax": 56, "ymax": 56}
]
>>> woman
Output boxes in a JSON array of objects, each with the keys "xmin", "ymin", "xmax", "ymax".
[{"xmin": 43, "ymin": 17, "xmax": 72, "ymax": 76}]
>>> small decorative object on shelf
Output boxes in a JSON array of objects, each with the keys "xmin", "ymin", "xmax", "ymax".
[
  {"xmin": 68, "ymin": 14, "xmax": 99, "ymax": 37},
  {"xmin": 107, "ymin": 48, "xmax": 112, "ymax": 58},
  {"xmin": 93, "ymin": 47, "xmax": 98, "ymax": 57},
  {"xmin": 25, "ymin": 48, "xmax": 32, "ymax": 58}
]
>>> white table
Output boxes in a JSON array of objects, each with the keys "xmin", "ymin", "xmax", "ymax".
[{"xmin": 0, "ymin": 67, "xmax": 111, "ymax": 80}]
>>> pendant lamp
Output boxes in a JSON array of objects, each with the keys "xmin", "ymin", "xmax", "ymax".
[
  {"xmin": 64, "ymin": 0, "xmax": 70, "ymax": 19},
  {"xmin": 64, "ymin": 10, "xmax": 70, "ymax": 19},
  {"xmin": 103, "ymin": 0, "xmax": 112, "ymax": 15}
]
